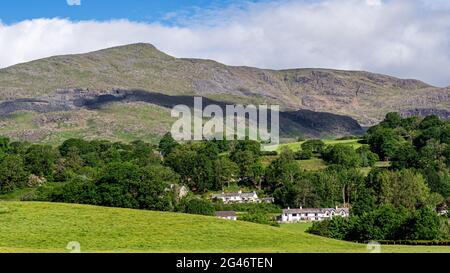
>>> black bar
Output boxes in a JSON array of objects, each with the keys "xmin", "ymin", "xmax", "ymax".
[{"xmin": 1, "ymin": 253, "xmax": 448, "ymax": 272}]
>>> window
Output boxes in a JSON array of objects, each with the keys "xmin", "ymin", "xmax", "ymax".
[{"xmin": 292, "ymin": 214, "xmax": 297, "ymax": 217}]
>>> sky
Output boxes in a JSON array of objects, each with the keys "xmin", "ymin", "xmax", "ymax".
[{"xmin": 0, "ymin": 0, "xmax": 449, "ymax": 87}]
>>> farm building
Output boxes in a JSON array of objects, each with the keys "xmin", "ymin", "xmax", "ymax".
[
  {"xmin": 280, "ymin": 207, "xmax": 349, "ymax": 223},
  {"xmin": 215, "ymin": 211, "xmax": 238, "ymax": 221},
  {"xmin": 211, "ymin": 191, "xmax": 274, "ymax": 204}
]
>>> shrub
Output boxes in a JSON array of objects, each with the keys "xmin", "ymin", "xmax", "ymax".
[
  {"xmin": 239, "ymin": 212, "xmax": 279, "ymax": 227},
  {"xmin": 178, "ymin": 198, "xmax": 215, "ymax": 216}
]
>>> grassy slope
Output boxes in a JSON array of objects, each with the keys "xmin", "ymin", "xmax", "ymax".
[
  {"xmin": 0, "ymin": 102, "xmax": 174, "ymax": 145},
  {"xmin": 0, "ymin": 202, "xmax": 448, "ymax": 253},
  {"xmin": 275, "ymin": 139, "xmax": 363, "ymax": 153},
  {"xmin": 262, "ymin": 139, "xmax": 367, "ymax": 171}
]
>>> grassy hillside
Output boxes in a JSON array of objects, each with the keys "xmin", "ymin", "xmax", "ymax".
[
  {"xmin": 0, "ymin": 202, "xmax": 448, "ymax": 253},
  {"xmin": 262, "ymin": 139, "xmax": 390, "ymax": 173},
  {"xmin": 1, "ymin": 44, "xmax": 448, "ymax": 126},
  {"xmin": 0, "ymin": 102, "xmax": 174, "ymax": 145}
]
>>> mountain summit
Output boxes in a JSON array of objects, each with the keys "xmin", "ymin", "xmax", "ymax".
[{"xmin": 0, "ymin": 43, "xmax": 448, "ymax": 143}]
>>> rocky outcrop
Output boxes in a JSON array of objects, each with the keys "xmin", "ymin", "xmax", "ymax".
[{"xmin": 401, "ymin": 108, "xmax": 450, "ymax": 120}]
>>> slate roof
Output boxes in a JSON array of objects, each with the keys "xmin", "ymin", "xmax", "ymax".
[
  {"xmin": 211, "ymin": 192, "xmax": 257, "ymax": 199},
  {"xmin": 283, "ymin": 208, "xmax": 349, "ymax": 214},
  {"xmin": 215, "ymin": 211, "xmax": 237, "ymax": 217}
]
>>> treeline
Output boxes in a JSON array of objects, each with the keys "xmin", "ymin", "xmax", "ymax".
[
  {"xmin": 308, "ymin": 113, "xmax": 450, "ymax": 241},
  {"xmin": 0, "ymin": 135, "xmax": 271, "ymax": 222}
]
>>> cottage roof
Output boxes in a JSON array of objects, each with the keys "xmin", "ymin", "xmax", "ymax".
[
  {"xmin": 215, "ymin": 211, "xmax": 237, "ymax": 217},
  {"xmin": 211, "ymin": 191, "xmax": 257, "ymax": 198},
  {"xmin": 283, "ymin": 208, "xmax": 349, "ymax": 214}
]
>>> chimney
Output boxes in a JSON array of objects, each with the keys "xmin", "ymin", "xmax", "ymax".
[{"xmin": 300, "ymin": 206, "xmax": 303, "ymax": 210}]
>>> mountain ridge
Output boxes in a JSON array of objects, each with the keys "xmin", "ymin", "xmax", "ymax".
[{"xmin": 0, "ymin": 43, "xmax": 448, "ymax": 143}]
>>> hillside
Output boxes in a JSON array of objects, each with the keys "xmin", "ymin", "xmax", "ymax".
[
  {"xmin": 0, "ymin": 202, "xmax": 449, "ymax": 253},
  {"xmin": 0, "ymin": 43, "xmax": 449, "ymax": 143}
]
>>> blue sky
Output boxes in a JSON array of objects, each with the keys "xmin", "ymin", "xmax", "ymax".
[
  {"xmin": 0, "ymin": 0, "xmax": 449, "ymax": 86},
  {"xmin": 0, "ymin": 0, "xmax": 259, "ymax": 24}
]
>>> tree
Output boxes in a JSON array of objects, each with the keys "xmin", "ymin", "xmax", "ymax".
[
  {"xmin": 382, "ymin": 112, "xmax": 402, "ymax": 129},
  {"xmin": 165, "ymin": 144, "xmax": 216, "ymax": 192},
  {"xmin": 0, "ymin": 155, "xmax": 28, "ymax": 193},
  {"xmin": 357, "ymin": 145, "xmax": 379, "ymax": 167},
  {"xmin": 231, "ymin": 140, "xmax": 261, "ymax": 157},
  {"xmin": 301, "ymin": 140, "xmax": 325, "ymax": 154},
  {"xmin": 322, "ymin": 144, "xmax": 361, "ymax": 168},
  {"xmin": 419, "ymin": 115, "xmax": 443, "ymax": 130},
  {"xmin": 351, "ymin": 186, "xmax": 376, "ymax": 216},
  {"xmin": 129, "ymin": 140, "xmax": 160, "ymax": 166},
  {"xmin": 402, "ymin": 207, "xmax": 443, "ymax": 240},
  {"xmin": 24, "ymin": 145, "xmax": 58, "ymax": 179},
  {"xmin": 418, "ymin": 139, "xmax": 447, "ymax": 171},
  {"xmin": 293, "ymin": 172, "xmax": 318, "ymax": 208},
  {"xmin": 60, "ymin": 138, "xmax": 92, "ymax": 156},
  {"xmin": 368, "ymin": 169, "xmax": 430, "ymax": 209},
  {"xmin": 266, "ymin": 149, "xmax": 302, "ymax": 190},
  {"xmin": 94, "ymin": 162, "xmax": 177, "ymax": 210},
  {"xmin": 214, "ymin": 156, "xmax": 238, "ymax": 190},
  {"xmin": 366, "ymin": 126, "xmax": 400, "ymax": 160},
  {"xmin": 136, "ymin": 164, "xmax": 178, "ymax": 211},
  {"xmin": 231, "ymin": 150, "xmax": 262, "ymax": 187},
  {"xmin": 390, "ymin": 142, "xmax": 419, "ymax": 169},
  {"xmin": 422, "ymin": 169, "xmax": 450, "ymax": 199},
  {"xmin": 158, "ymin": 132, "xmax": 179, "ymax": 157},
  {"xmin": 0, "ymin": 137, "xmax": 10, "ymax": 159}
]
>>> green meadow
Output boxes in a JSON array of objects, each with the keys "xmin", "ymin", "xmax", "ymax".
[
  {"xmin": 263, "ymin": 139, "xmax": 363, "ymax": 153},
  {"xmin": 0, "ymin": 202, "xmax": 448, "ymax": 253}
]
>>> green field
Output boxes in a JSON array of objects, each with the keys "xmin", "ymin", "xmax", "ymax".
[
  {"xmin": 266, "ymin": 139, "xmax": 363, "ymax": 153},
  {"xmin": 0, "ymin": 202, "xmax": 448, "ymax": 253},
  {"xmin": 262, "ymin": 139, "xmax": 391, "ymax": 173}
]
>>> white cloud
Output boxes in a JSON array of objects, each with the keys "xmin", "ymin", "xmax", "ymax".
[
  {"xmin": 67, "ymin": 0, "xmax": 81, "ymax": 6},
  {"xmin": 0, "ymin": 0, "xmax": 449, "ymax": 87}
]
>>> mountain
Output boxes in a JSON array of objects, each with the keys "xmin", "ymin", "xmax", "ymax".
[{"xmin": 0, "ymin": 43, "xmax": 448, "ymax": 143}]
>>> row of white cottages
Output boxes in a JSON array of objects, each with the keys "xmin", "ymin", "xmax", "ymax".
[
  {"xmin": 216, "ymin": 207, "xmax": 350, "ymax": 222},
  {"xmin": 211, "ymin": 191, "xmax": 274, "ymax": 204},
  {"xmin": 280, "ymin": 207, "xmax": 349, "ymax": 222},
  {"xmin": 211, "ymin": 191, "xmax": 349, "ymax": 222}
]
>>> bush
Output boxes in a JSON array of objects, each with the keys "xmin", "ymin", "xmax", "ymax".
[
  {"xmin": 295, "ymin": 149, "xmax": 313, "ymax": 160},
  {"xmin": 178, "ymin": 198, "xmax": 215, "ymax": 216},
  {"xmin": 308, "ymin": 217, "xmax": 349, "ymax": 240},
  {"xmin": 239, "ymin": 212, "xmax": 279, "ymax": 227},
  {"xmin": 260, "ymin": 151, "xmax": 278, "ymax": 156}
]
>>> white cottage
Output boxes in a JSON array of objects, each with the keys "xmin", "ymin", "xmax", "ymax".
[
  {"xmin": 215, "ymin": 211, "xmax": 238, "ymax": 221},
  {"xmin": 280, "ymin": 207, "xmax": 350, "ymax": 223},
  {"xmin": 211, "ymin": 191, "xmax": 260, "ymax": 204}
]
